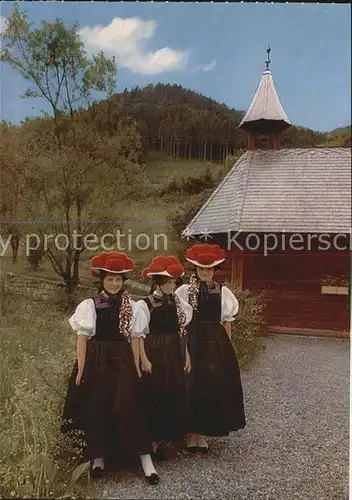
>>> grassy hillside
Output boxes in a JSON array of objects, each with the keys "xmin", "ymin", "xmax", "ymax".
[{"xmin": 1, "ymin": 155, "xmax": 231, "ymax": 282}]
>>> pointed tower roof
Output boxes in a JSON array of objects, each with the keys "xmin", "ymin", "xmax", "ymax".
[{"xmin": 239, "ymin": 46, "xmax": 291, "ymax": 135}]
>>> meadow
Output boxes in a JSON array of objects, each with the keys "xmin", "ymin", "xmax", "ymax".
[{"xmin": 2, "ymin": 156, "xmax": 232, "ymax": 283}]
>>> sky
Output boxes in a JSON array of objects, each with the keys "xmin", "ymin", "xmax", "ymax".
[{"xmin": 0, "ymin": 2, "xmax": 351, "ymax": 132}]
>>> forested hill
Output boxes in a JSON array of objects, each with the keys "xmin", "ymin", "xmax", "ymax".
[
  {"xmin": 87, "ymin": 83, "xmax": 347, "ymax": 163},
  {"xmin": 15, "ymin": 84, "xmax": 350, "ymax": 164},
  {"xmin": 320, "ymin": 126, "xmax": 351, "ymax": 147}
]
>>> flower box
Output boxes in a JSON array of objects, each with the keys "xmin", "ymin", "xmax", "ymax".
[{"xmin": 321, "ymin": 285, "xmax": 349, "ymax": 296}]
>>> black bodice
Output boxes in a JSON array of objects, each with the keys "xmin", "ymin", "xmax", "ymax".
[
  {"xmin": 196, "ymin": 282, "xmax": 222, "ymax": 322},
  {"xmin": 144, "ymin": 295, "xmax": 179, "ymax": 336},
  {"xmin": 92, "ymin": 293, "xmax": 127, "ymax": 341}
]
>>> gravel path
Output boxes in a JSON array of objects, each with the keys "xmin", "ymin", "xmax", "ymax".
[{"xmin": 100, "ymin": 335, "xmax": 350, "ymax": 499}]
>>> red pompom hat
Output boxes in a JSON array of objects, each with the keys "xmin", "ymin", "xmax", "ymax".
[
  {"xmin": 91, "ymin": 251, "xmax": 135, "ymax": 277},
  {"xmin": 142, "ymin": 255, "xmax": 185, "ymax": 279},
  {"xmin": 185, "ymin": 243, "xmax": 226, "ymax": 268}
]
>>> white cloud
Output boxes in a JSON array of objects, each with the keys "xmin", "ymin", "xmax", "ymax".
[
  {"xmin": 0, "ymin": 16, "xmax": 7, "ymax": 33},
  {"xmin": 191, "ymin": 59, "xmax": 216, "ymax": 74},
  {"xmin": 201, "ymin": 59, "xmax": 216, "ymax": 72},
  {"xmin": 79, "ymin": 17, "xmax": 188, "ymax": 74}
]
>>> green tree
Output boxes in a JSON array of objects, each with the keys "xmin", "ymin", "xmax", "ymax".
[{"xmin": 0, "ymin": 5, "xmax": 116, "ymax": 118}]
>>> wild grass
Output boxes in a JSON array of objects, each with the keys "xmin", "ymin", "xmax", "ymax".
[{"xmin": 0, "ymin": 285, "xmax": 97, "ymax": 499}]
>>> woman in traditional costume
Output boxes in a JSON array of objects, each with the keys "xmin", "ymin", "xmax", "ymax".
[
  {"xmin": 136, "ymin": 255, "xmax": 193, "ymax": 460},
  {"xmin": 61, "ymin": 251, "xmax": 159, "ymax": 484},
  {"xmin": 175, "ymin": 244, "xmax": 246, "ymax": 452}
]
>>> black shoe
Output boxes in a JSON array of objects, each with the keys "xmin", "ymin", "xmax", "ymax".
[
  {"xmin": 198, "ymin": 446, "xmax": 209, "ymax": 453},
  {"xmin": 152, "ymin": 445, "xmax": 169, "ymax": 461},
  {"xmin": 91, "ymin": 466, "xmax": 104, "ymax": 478},
  {"xmin": 145, "ymin": 472, "xmax": 159, "ymax": 485},
  {"xmin": 186, "ymin": 445, "xmax": 199, "ymax": 453}
]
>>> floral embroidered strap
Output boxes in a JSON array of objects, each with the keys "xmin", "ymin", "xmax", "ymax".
[
  {"xmin": 173, "ymin": 294, "xmax": 187, "ymax": 337},
  {"xmin": 119, "ymin": 290, "xmax": 133, "ymax": 337},
  {"xmin": 188, "ymin": 273, "xmax": 200, "ymax": 312},
  {"xmin": 188, "ymin": 273, "xmax": 221, "ymax": 312}
]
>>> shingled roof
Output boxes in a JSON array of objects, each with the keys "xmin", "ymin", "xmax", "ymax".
[{"xmin": 183, "ymin": 148, "xmax": 351, "ymax": 235}]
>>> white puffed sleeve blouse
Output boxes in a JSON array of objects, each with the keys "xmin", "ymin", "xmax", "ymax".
[{"xmin": 68, "ymin": 297, "xmax": 149, "ymax": 339}]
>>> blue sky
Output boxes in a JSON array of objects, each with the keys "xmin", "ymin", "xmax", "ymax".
[{"xmin": 0, "ymin": 2, "xmax": 350, "ymax": 132}]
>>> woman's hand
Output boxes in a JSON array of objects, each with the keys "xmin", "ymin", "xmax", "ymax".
[
  {"xmin": 141, "ymin": 357, "xmax": 152, "ymax": 374},
  {"xmin": 223, "ymin": 321, "xmax": 232, "ymax": 340},
  {"xmin": 131, "ymin": 338, "xmax": 142, "ymax": 378},
  {"xmin": 184, "ymin": 347, "xmax": 191, "ymax": 372},
  {"xmin": 76, "ymin": 335, "xmax": 88, "ymax": 385},
  {"xmin": 136, "ymin": 365, "xmax": 142, "ymax": 378},
  {"xmin": 138, "ymin": 338, "xmax": 152, "ymax": 374},
  {"xmin": 76, "ymin": 368, "xmax": 84, "ymax": 385}
]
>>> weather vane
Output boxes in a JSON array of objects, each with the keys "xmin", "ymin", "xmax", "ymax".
[{"xmin": 265, "ymin": 45, "xmax": 271, "ymax": 70}]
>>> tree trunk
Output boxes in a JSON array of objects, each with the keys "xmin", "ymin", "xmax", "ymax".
[
  {"xmin": 10, "ymin": 233, "xmax": 20, "ymax": 264},
  {"xmin": 73, "ymin": 250, "xmax": 80, "ymax": 283},
  {"xmin": 203, "ymin": 142, "xmax": 207, "ymax": 162},
  {"xmin": 66, "ymin": 277, "xmax": 79, "ymax": 311}
]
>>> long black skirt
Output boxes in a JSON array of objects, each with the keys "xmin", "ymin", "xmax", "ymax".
[
  {"xmin": 61, "ymin": 339, "xmax": 153, "ymax": 465},
  {"xmin": 140, "ymin": 333, "xmax": 186, "ymax": 442},
  {"xmin": 185, "ymin": 321, "xmax": 246, "ymax": 436}
]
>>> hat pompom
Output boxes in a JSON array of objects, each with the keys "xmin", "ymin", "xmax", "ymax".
[
  {"xmin": 91, "ymin": 252, "xmax": 109, "ymax": 269},
  {"xmin": 141, "ymin": 267, "xmax": 150, "ymax": 279},
  {"xmin": 197, "ymin": 252, "xmax": 217, "ymax": 265},
  {"xmin": 166, "ymin": 262, "xmax": 184, "ymax": 278},
  {"xmin": 150, "ymin": 259, "xmax": 167, "ymax": 272},
  {"xmin": 165, "ymin": 256, "xmax": 180, "ymax": 265},
  {"xmin": 185, "ymin": 243, "xmax": 226, "ymax": 267},
  {"xmin": 91, "ymin": 251, "xmax": 135, "ymax": 274},
  {"xmin": 142, "ymin": 255, "xmax": 185, "ymax": 278}
]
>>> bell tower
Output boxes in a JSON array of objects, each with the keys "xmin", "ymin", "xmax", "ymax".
[{"xmin": 239, "ymin": 46, "xmax": 292, "ymax": 150}]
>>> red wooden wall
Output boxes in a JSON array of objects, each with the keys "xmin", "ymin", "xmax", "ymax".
[{"xmin": 212, "ymin": 233, "xmax": 350, "ymax": 335}]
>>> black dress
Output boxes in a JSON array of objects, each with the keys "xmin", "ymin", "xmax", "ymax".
[
  {"xmin": 185, "ymin": 282, "xmax": 246, "ymax": 436},
  {"xmin": 140, "ymin": 295, "xmax": 186, "ymax": 442},
  {"xmin": 61, "ymin": 292, "xmax": 153, "ymax": 465}
]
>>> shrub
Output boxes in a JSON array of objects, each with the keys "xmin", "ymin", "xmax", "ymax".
[
  {"xmin": 223, "ymin": 281, "xmax": 267, "ymax": 370},
  {"xmin": 224, "ymin": 150, "xmax": 245, "ymax": 170},
  {"xmin": 321, "ymin": 275, "xmax": 350, "ymax": 287},
  {"xmin": 26, "ymin": 243, "xmax": 45, "ymax": 271},
  {"xmin": 160, "ymin": 167, "xmax": 217, "ymax": 196}
]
